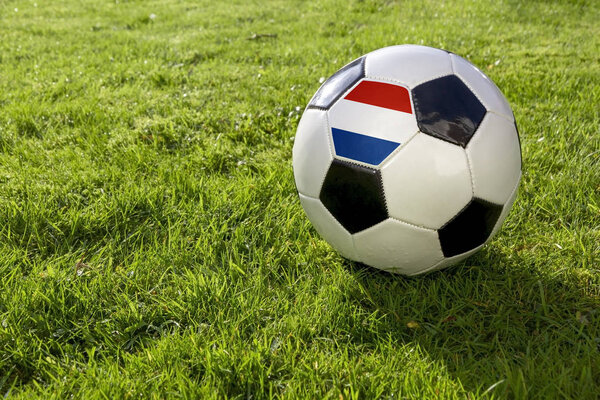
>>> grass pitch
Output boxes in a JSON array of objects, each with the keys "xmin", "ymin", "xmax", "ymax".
[{"xmin": 0, "ymin": 0, "xmax": 599, "ymax": 398}]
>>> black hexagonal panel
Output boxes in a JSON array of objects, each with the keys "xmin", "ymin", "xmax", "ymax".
[
  {"xmin": 412, "ymin": 75, "xmax": 487, "ymax": 147},
  {"xmin": 319, "ymin": 159, "xmax": 387, "ymax": 234},
  {"xmin": 438, "ymin": 198, "xmax": 503, "ymax": 257},
  {"xmin": 308, "ymin": 57, "xmax": 365, "ymax": 110}
]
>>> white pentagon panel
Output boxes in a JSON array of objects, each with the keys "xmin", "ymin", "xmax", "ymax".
[
  {"xmin": 365, "ymin": 45, "xmax": 453, "ymax": 88},
  {"xmin": 353, "ymin": 218, "xmax": 443, "ymax": 275},
  {"xmin": 298, "ymin": 194, "xmax": 359, "ymax": 261},
  {"xmin": 450, "ymin": 53, "xmax": 513, "ymax": 120},
  {"xmin": 381, "ymin": 133, "xmax": 473, "ymax": 229},
  {"xmin": 292, "ymin": 109, "xmax": 333, "ymax": 198},
  {"xmin": 490, "ymin": 179, "xmax": 520, "ymax": 238},
  {"xmin": 327, "ymin": 78, "xmax": 418, "ymax": 167},
  {"xmin": 467, "ymin": 113, "xmax": 521, "ymax": 205}
]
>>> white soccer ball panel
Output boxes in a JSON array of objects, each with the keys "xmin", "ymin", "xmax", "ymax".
[
  {"xmin": 467, "ymin": 113, "xmax": 521, "ymax": 204},
  {"xmin": 381, "ymin": 133, "xmax": 473, "ymax": 229},
  {"xmin": 450, "ymin": 53, "xmax": 513, "ymax": 120},
  {"xmin": 365, "ymin": 45, "xmax": 453, "ymax": 88},
  {"xmin": 298, "ymin": 193, "xmax": 359, "ymax": 261},
  {"xmin": 353, "ymin": 218, "xmax": 443, "ymax": 274},
  {"xmin": 292, "ymin": 109, "xmax": 333, "ymax": 198}
]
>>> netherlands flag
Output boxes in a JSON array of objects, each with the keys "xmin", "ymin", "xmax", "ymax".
[{"xmin": 328, "ymin": 79, "xmax": 418, "ymax": 166}]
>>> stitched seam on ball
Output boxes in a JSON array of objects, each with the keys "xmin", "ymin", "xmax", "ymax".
[
  {"xmin": 423, "ymin": 245, "xmax": 483, "ymax": 274},
  {"xmin": 376, "ymin": 169, "xmax": 389, "ymax": 216},
  {"xmin": 408, "ymin": 80, "xmax": 417, "ymax": 121},
  {"xmin": 487, "ymin": 175, "xmax": 521, "ymax": 241},
  {"xmin": 449, "ymin": 54, "xmax": 489, "ymax": 113},
  {"xmin": 388, "ymin": 215, "xmax": 436, "ymax": 232},
  {"xmin": 460, "ymin": 84, "xmax": 488, "ymax": 122},
  {"xmin": 506, "ymin": 174, "xmax": 521, "ymax": 207},
  {"xmin": 491, "ymin": 175, "xmax": 521, "ymax": 237},
  {"xmin": 332, "ymin": 75, "xmax": 368, "ymax": 108},
  {"xmin": 457, "ymin": 77, "xmax": 514, "ymax": 122},
  {"xmin": 464, "ymin": 146, "xmax": 476, "ymax": 199},
  {"xmin": 298, "ymin": 191, "xmax": 319, "ymax": 201},
  {"xmin": 455, "ymin": 76, "xmax": 488, "ymax": 117},
  {"xmin": 410, "ymin": 73, "xmax": 454, "ymax": 90},
  {"xmin": 324, "ymin": 111, "xmax": 336, "ymax": 160},
  {"xmin": 438, "ymin": 198, "xmax": 474, "ymax": 231},
  {"xmin": 467, "ymin": 112, "xmax": 521, "ymax": 204},
  {"xmin": 473, "ymin": 196, "xmax": 504, "ymax": 207},
  {"xmin": 334, "ymin": 158, "xmax": 375, "ymax": 170},
  {"xmin": 378, "ymin": 130, "xmax": 420, "ymax": 170},
  {"xmin": 362, "ymin": 74, "xmax": 410, "ymax": 87},
  {"xmin": 452, "ymin": 54, "xmax": 515, "ymax": 120},
  {"xmin": 411, "ymin": 253, "xmax": 449, "ymax": 275},
  {"xmin": 299, "ymin": 193, "xmax": 360, "ymax": 262},
  {"xmin": 488, "ymin": 109, "xmax": 514, "ymax": 123},
  {"xmin": 317, "ymin": 195, "xmax": 361, "ymax": 262},
  {"xmin": 319, "ymin": 111, "xmax": 336, "ymax": 194},
  {"xmin": 448, "ymin": 52, "xmax": 456, "ymax": 75},
  {"xmin": 333, "ymin": 154, "xmax": 381, "ymax": 170},
  {"xmin": 307, "ymin": 104, "xmax": 329, "ymax": 111}
]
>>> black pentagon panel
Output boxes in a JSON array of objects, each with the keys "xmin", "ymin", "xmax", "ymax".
[
  {"xmin": 412, "ymin": 75, "xmax": 487, "ymax": 147},
  {"xmin": 320, "ymin": 159, "xmax": 387, "ymax": 234},
  {"xmin": 438, "ymin": 198, "xmax": 503, "ymax": 257},
  {"xmin": 308, "ymin": 57, "xmax": 365, "ymax": 110}
]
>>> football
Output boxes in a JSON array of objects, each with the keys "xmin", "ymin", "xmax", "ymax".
[{"xmin": 293, "ymin": 45, "xmax": 522, "ymax": 275}]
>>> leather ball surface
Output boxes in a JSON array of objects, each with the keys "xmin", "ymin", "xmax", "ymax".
[{"xmin": 293, "ymin": 45, "xmax": 521, "ymax": 275}]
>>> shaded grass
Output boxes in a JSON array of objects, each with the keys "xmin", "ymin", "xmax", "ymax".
[{"xmin": 0, "ymin": 0, "xmax": 599, "ymax": 398}]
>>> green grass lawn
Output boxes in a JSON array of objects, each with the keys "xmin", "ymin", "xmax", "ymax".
[{"xmin": 0, "ymin": 0, "xmax": 599, "ymax": 398}]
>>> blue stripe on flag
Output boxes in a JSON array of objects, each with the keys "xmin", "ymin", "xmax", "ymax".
[{"xmin": 331, "ymin": 127, "xmax": 400, "ymax": 165}]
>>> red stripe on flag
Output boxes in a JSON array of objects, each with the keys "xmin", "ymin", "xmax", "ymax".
[{"xmin": 344, "ymin": 80, "xmax": 412, "ymax": 114}]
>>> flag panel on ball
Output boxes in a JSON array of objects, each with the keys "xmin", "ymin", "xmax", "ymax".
[{"xmin": 327, "ymin": 79, "xmax": 418, "ymax": 166}]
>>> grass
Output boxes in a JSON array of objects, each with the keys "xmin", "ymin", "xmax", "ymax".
[{"xmin": 0, "ymin": 0, "xmax": 598, "ymax": 398}]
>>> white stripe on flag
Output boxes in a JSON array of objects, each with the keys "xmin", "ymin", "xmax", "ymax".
[{"xmin": 328, "ymin": 99, "xmax": 419, "ymax": 144}]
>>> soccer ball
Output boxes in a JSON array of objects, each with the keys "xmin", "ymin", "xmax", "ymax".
[{"xmin": 292, "ymin": 45, "xmax": 521, "ymax": 275}]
